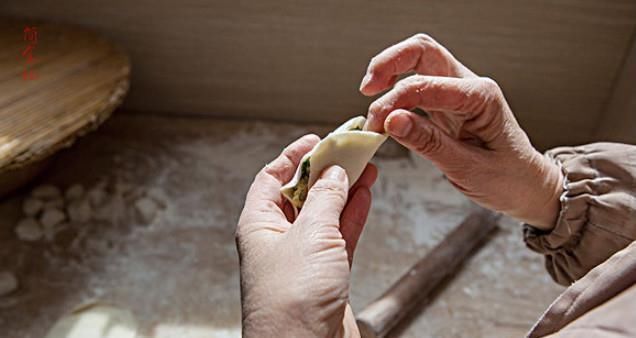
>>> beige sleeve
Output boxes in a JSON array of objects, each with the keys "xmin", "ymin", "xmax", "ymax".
[
  {"xmin": 538, "ymin": 286, "xmax": 636, "ymax": 338},
  {"xmin": 523, "ymin": 142, "xmax": 636, "ymax": 286},
  {"xmin": 527, "ymin": 241, "xmax": 636, "ymax": 338}
]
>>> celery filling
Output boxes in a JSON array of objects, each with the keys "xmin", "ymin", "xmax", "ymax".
[
  {"xmin": 289, "ymin": 122, "xmax": 363, "ymax": 208},
  {"xmin": 291, "ymin": 158, "xmax": 310, "ymax": 207}
]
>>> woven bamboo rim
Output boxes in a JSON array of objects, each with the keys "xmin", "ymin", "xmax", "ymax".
[{"xmin": 0, "ymin": 18, "xmax": 130, "ymax": 173}]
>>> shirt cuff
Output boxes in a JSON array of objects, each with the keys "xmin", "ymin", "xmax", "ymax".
[{"xmin": 523, "ymin": 143, "xmax": 636, "ymax": 285}]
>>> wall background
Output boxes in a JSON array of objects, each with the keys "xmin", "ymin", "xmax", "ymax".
[{"xmin": 2, "ymin": 0, "xmax": 635, "ymax": 149}]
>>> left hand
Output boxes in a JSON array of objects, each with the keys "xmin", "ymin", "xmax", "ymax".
[
  {"xmin": 236, "ymin": 134, "xmax": 378, "ymax": 337},
  {"xmin": 358, "ymin": 34, "xmax": 562, "ymax": 229}
]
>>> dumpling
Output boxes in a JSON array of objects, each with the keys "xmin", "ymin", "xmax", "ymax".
[{"xmin": 280, "ymin": 116, "xmax": 387, "ymax": 211}]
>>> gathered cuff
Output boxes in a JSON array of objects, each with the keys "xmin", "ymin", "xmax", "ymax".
[{"xmin": 523, "ymin": 143, "xmax": 636, "ymax": 285}]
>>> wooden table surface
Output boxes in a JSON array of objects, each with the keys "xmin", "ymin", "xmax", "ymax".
[{"xmin": 0, "ymin": 113, "xmax": 563, "ymax": 337}]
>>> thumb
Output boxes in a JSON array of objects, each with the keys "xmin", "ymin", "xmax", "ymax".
[
  {"xmin": 296, "ymin": 165, "xmax": 349, "ymax": 229},
  {"xmin": 384, "ymin": 109, "xmax": 472, "ymax": 171}
]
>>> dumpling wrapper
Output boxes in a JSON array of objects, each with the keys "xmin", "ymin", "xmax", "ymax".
[
  {"xmin": 280, "ymin": 116, "xmax": 387, "ymax": 211},
  {"xmin": 45, "ymin": 302, "xmax": 137, "ymax": 338}
]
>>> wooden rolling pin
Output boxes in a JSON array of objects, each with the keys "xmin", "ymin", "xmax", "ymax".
[{"xmin": 356, "ymin": 209, "xmax": 499, "ymax": 338}]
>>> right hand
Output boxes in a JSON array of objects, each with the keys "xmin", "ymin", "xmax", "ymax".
[
  {"xmin": 360, "ymin": 34, "xmax": 563, "ymax": 229},
  {"xmin": 237, "ymin": 134, "xmax": 376, "ymax": 338}
]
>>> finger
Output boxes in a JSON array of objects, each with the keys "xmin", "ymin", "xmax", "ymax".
[
  {"xmin": 296, "ymin": 165, "xmax": 349, "ymax": 229},
  {"xmin": 384, "ymin": 109, "xmax": 475, "ymax": 173},
  {"xmin": 360, "ymin": 34, "xmax": 476, "ymax": 97},
  {"xmin": 350, "ymin": 163, "xmax": 378, "ymax": 192},
  {"xmin": 366, "ymin": 76, "xmax": 503, "ymax": 135},
  {"xmin": 283, "ymin": 200, "xmax": 295, "ymax": 223},
  {"xmin": 239, "ymin": 134, "xmax": 319, "ymax": 227},
  {"xmin": 345, "ymin": 163, "xmax": 377, "ymax": 225},
  {"xmin": 265, "ymin": 134, "xmax": 321, "ymax": 186},
  {"xmin": 340, "ymin": 186, "xmax": 372, "ymax": 267}
]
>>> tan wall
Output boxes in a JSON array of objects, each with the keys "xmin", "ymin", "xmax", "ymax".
[
  {"xmin": 2, "ymin": 0, "xmax": 635, "ymax": 149},
  {"xmin": 596, "ymin": 35, "xmax": 636, "ymax": 144}
]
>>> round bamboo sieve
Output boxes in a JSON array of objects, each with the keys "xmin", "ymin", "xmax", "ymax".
[{"xmin": 0, "ymin": 18, "xmax": 130, "ymax": 196}]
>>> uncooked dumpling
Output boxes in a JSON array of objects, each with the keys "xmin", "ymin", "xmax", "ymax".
[
  {"xmin": 45, "ymin": 302, "xmax": 137, "ymax": 338},
  {"xmin": 280, "ymin": 116, "xmax": 387, "ymax": 210}
]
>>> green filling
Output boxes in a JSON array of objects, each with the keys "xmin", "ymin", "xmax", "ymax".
[
  {"xmin": 289, "ymin": 123, "xmax": 361, "ymax": 208},
  {"xmin": 291, "ymin": 158, "xmax": 310, "ymax": 207}
]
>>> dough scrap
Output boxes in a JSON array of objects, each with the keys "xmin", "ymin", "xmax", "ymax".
[
  {"xmin": 44, "ymin": 198, "xmax": 65, "ymax": 210},
  {"xmin": 67, "ymin": 199, "xmax": 92, "ymax": 223},
  {"xmin": 65, "ymin": 184, "xmax": 85, "ymax": 200},
  {"xmin": 134, "ymin": 197, "xmax": 158, "ymax": 224},
  {"xmin": 23, "ymin": 197, "xmax": 44, "ymax": 216},
  {"xmin": 145, "ymin": 187, "xmax": 167, "ymax": 208},
  {"xmin": 44, "ymin": 222, "xmax": 68, "ymax": 242},
  {"xmin": 15, "ymin": 218, "xmax": 44, "ymax": 241},
  {"xmin": 40, "ymin": 208, "xmax": 67, "ymax": 229},
  {"xmin": 280, "ymin": 116, "xmax": 387, "ymax": 210},
  {"xmin": 32, "ymin": 185, "xmax": 62, "ymax": 200},
  {"xmin": 45, "ymin": 302, "xmax": 137, "ymax": 338},
  {"xmin": 0, "ymin": 271, "xmax": 18, "ymax": 296},
  {"xmin": 87, "ymin": 188, "xmax": 107, "ymax": 207}
]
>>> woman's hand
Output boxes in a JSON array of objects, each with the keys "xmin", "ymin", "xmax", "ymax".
[
  {"xmin": 360, "ymin": 34, "xmax": 563, "ymax": 229},
  {"xmin": 236, "ymin": 134, "xmax": 377, "ymax": 337}
]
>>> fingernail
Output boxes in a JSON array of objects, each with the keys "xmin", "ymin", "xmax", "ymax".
[
  {"xmin": 386, "ymin": 112, "xmax": 412, "ymax": 137},
  {"xmin": 359, "ymin": 72, "xmax": 373, "ymax": 91},
  {"xmin": 324, "ymin": 165, "xmax": 346, "ymax": 181}
]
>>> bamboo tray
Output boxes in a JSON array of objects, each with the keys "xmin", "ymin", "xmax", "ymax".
[{"xmin": 0, "ymin": 19, "xmax": 130, "ymax": 196}]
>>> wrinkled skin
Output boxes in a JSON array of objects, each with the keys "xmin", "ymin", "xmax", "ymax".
[
  {"xmin": 237, "ymin": 134, "xmax": 377, "ymax": 337},
  {"xmin": 361, "ymin": 34, "xmax": 563, "ymax": 229},
  {"xmin": 237, "ymin": 34, "xmax": 565, "ymax": 337}
]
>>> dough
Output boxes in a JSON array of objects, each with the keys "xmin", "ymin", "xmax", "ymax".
[
  {"xmin": 15, "ymin": 218, "xmax": 43, "ymax": 241},
  {"xmin": 87, "ymin": 188, "xmax": 107, "ymax": 207},
  {"xmin": 145, "ymin": 187, "xmax": 167, "ymax": 208},
  {"xmin": 40, "ymin": 208, "xmax": 67, "ymax": 229},
  {"xmin": 44, "ymin": 222, "xmax": 67, "ymax": 242},
  {"xmin": 134, "ymin": 197, "xmax": 158, "ymax": 224},
  {"xmin": 0, "ymin": 271, "xmax": 18, "ymax": 296},
  {"xmin": 65, "ymin": 184, "xmax": 85, "ymax": 200},
  {"xmin": 31, "ymin": 185, "xmax": 62, "ymax": 200},
  {"xmin": 45, "ymin": 302, "xmax": 137, "ymax": 338},
  {"xmin": 67, "ymin": 199, "xmax": 92, "ymax": 223},
  {"xmin": 280, "ymin": 116, "xmax": 387, "ymax": 210},
  {"xmin": 22, "ymin": 197, "xmax": 44, "ymax": 216},
  {"xmin": 44, "ymin": 198, "xmax": 65, "ymax": 210}
]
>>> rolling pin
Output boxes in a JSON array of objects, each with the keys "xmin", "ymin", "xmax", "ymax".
[{"xmin": 356, "ymin": 208, "xmax": 499, "ymax": 338}]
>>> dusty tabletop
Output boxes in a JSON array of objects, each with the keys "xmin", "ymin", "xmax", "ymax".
[{"xmin": 0, "ymin": 114, "xmax": 563, "ymax": 338}]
